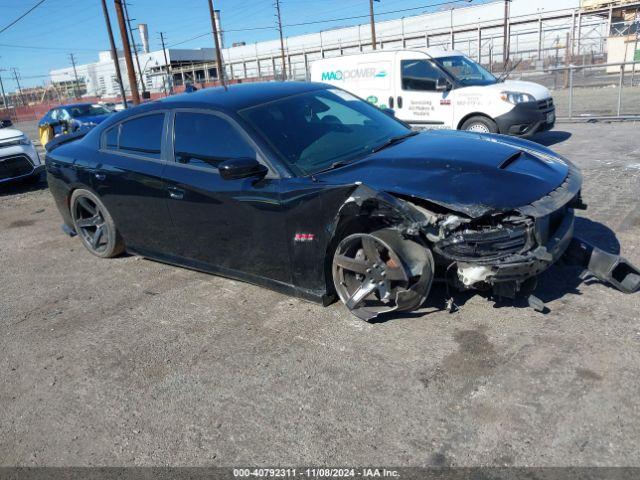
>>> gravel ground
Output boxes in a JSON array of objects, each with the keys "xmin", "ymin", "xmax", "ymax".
[{"xmin": 1, "ymin": 122, "xmax": 639, "ymax": 467}]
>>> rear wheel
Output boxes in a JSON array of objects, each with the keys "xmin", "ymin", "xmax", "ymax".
[
  {"xmin": 70, "ymin": 189, "xmax": 124, "ymax": 258},
  {"xmin": 461, "ymin": 116, "xmax": 498, "ymax": 134},
  {"xmin": 332, "ymin": 229, "xmax": 434, "ymax": 321}
]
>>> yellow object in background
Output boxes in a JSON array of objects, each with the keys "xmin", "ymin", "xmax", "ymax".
[{"xmin": 38, "ymin": 124, "xmax": 53, "ymax": 147}]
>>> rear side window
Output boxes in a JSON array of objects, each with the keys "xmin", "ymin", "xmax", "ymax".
[
  {"xmin": 104, "ymin": 125, "xmax": 119, "ymax": 149},
  {"xmin": 173, "ymin": 112, "xmax": 255, "ymax": 169},
  {"xmin": 106, "ymin": 113, "xmax": 164, "ymax": 159},
  {"xmin": 401, "ymin": 59, "xmax": 442, "ymax": 91}
]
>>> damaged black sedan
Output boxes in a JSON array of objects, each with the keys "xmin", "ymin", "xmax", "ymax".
[{"xmin": 46, "ymin": 82, "xmax": 639, "ymax": 321}]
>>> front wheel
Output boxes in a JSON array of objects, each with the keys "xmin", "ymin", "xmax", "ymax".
[
  {"xmin": 332, "ymin": 229, "xmax": 434, "ymax": 321},
  {"xmin": 461, "ymin": 116, "xmax": 499, "ymax": 134},
  {"xmin": 70, "ymin": 189, "xmax": 124, "ymax": 258}
]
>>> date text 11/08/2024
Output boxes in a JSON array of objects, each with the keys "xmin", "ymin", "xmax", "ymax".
[{"xmin": 232, "ymin": 468, "xmax": 400, "ymax": 477}]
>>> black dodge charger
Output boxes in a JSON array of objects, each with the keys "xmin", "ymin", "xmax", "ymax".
[{"xmin": 46, "ymin": 82, "xmax": 639, "ymax": 320}]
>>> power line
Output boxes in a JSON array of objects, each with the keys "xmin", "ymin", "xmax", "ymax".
[
  {"xmin": 0, "ymin": 0, "xmax": 47, "ymax": 35},
  {"xmin": 0, "ymin": 42, "xmax": 101, "ymax": 53},
  {"xmin": 167, "ymin": 0, "xmax": 476, "ymax": 48}
]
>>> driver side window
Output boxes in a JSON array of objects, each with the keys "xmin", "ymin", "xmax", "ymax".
[
  {"xmin": 173, "ymin": 112, "xmax": 256, "ymax": 170},
  {"xmin": 401, "ymin": 59, "xmax": 444, "ymax": 91}
]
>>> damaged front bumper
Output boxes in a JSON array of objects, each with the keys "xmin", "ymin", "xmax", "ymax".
[
  {"xmin": 433, "ymin": 205, "xmax": 640, "ymax": 304},
  {"xmin": 420, "ymin": 161, "xmax": 640, "ymax": 303},
  {"xmin": 455, "ymin": 206, "xmax": 575, "ymax": 291}
]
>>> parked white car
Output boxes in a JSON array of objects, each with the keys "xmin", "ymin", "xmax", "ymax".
[
  {"xmin": 0, "ymin": 128, "xmax": 43, "ymax": 184},
  {"xmin": 310, "ymin": 48, "xmax": 555, "ymax": 137}
]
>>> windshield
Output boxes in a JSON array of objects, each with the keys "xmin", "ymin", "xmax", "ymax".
[
  {"xmin": 434, "ymin": 55, "xmax": 497, "ymax": 86},
  {"xmin": 239, "ymin": 88, "xmax": 410, "ymax": 176},
  {"xmin": 69, "ymin": 104, "xmax": 111, "ymax": 118}
]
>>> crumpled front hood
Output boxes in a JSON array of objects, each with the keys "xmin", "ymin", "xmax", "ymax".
[{"xmin": 317, "ymin": 130, "xmax": 572, "ymax": 217}]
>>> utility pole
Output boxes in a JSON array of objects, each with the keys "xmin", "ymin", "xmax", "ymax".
[
  {"xmin": 0, "ymin": 69, "xmax": 7, "ymax": 109},
  {"xmin": 369, "ymin": 0, "xmax": 378, "ymax": 50},
  {"xmin": 274, "ymin": 0, "xmax": 286, "ymax": 80},
  {"xmin": 159, "ymin": 32, "xmax": 172, "ymax": 95},
  {"xmin": 11, "ymin": 68, "xmax": 26, "ymax": 107},
  {"xmin": 100, "ymin": 0, "xmax": 127, "ymax": 108},
  {"xmin": 503, "ymin": 0, "xmax": 510, "ymax": 68},
  {"xmin": 208, "ymin": 0, "xmax": 226, "ymax": 86},
  {"xmin": 122, "ymin": 0, "xmax": 147, "ymax": 95},
  {"xmin": 69, "ymin": 53, "xmax": 81, "ymax": 99},
  {"xmin": 114, "ymin": 0, "xmax": 140, "ymax": 104}
]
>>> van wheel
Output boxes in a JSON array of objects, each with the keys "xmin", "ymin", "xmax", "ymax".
[
  {"xmin": 461, "ymin": 116, "xmax": 498, "ymax": 134},
  {"xmin": 70, "ymin": 189, "xmax": 124, "ymax": 258}
]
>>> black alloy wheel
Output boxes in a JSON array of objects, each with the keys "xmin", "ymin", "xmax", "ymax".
[
  {"xmin": 70, "ymin": 189, "xmax": 124, "ymax": 258},
  {"xmin": 332, "ymin": 231, "xmax": 433, "ymax": 321}
]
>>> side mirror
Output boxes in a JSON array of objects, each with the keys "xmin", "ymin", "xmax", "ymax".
[
  {"xmin": 219, "ymin": 157, "xmax": 268, "ymax": 181},
  {"xmin": 382, "ymin": 108, "xmax": 395, "ymax": 117},
  {"xmin": 436, "ymin": 77, "xmax": 451, "ymax": 91}
]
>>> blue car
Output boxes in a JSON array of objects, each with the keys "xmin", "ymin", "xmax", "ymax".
[{"xmin": 38, "ymin": 103, "xmax": 113, "ymax": 145}]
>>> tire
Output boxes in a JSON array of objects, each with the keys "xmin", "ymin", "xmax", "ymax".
[
  {"xmin": 461, "ymin": 116, "xmax": 499, "ymax": 134},
  {"xmin": 332, "ymin": 229, "xmax": 434, "ymax": 321},
  {"xmin": 70, "ymin": 189, "xmax": 124, "ymax": 258}
]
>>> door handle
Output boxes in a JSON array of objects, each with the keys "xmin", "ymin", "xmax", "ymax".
[
  {"xmin": 388, "ymin": 96, "xmax": 394, "ymax": 109},
  {"xmin": 397, "ymin": 96, "xmax": 403, "ymax": 109},
  {"xmin": 94, "ymin": 172, "xmax": 106, "ymax": 181},
  {"xmin": 167, "ymin": 187, "xmax": 185, "ymax": 200}
]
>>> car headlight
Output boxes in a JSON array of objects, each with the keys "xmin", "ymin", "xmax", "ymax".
[
  {"xmin": 0, "ymin": 134, "xmax": 31, "ymax": 148},
  {"xmin": 500, "ymin": 91, "xmax": 536, "ymax": 104}
]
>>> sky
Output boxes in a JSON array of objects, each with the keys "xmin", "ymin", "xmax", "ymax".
[{"xmin": 0, "ymin": 0, "xmax": 492, "ymax": 92}]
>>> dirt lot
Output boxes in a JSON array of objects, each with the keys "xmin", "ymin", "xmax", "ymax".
[{"xmin": 1, "ymin": 122, "xmax": 640, "ymax": 467}]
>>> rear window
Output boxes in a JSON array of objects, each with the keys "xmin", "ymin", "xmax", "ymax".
[{"xmin": 103, "ymin": 113, "xmax": 164, "ymax": 159}]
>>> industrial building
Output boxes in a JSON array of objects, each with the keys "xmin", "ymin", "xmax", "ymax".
[
  {"xmin": 46, "ymin": 0, "xmax": 639, "ymax": 99},
  {"xmin": 49, "ymin": 47, "xmax": 219, "ymax": 99}
]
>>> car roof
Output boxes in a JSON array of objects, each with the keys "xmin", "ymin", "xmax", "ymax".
[
  {"xmin": 59, "ymin": 102, "xmax": 95, "ymax": 108},
  {"xmin": 157, "ymin": 81, "xmax": 329, "ymax": 111}
]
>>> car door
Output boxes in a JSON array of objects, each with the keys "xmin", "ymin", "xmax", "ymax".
[
  {"xmin": 92, "ymin": 111, "xmax": 177, "ymax": 255},
  {"xmin": 393, "ymin": 52, "xmax": 454, "ymax": 129},
  {"xmin": 162, "ymin": 109, "xmax": 290, "ymax": 283}
]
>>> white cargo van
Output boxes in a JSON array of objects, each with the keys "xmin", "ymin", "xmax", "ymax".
[{"xmin": 310, "ymin": 49, "xmax": 555, "ymax": 137}]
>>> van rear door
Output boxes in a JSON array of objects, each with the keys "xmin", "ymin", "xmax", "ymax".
[{"xmin": 392, "ymin": 51, "xmax": 454, "ymax": 129}]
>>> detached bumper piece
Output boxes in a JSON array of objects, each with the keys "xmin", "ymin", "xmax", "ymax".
[{"xmin": 564, "ymin": 237, "xmax": 640, "ymax": 294}]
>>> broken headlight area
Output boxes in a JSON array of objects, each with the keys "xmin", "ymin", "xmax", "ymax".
[
  {"xmin": 426, "ymin": 207, "xmax": 576, "ymax": 310},
  {"xmin": 434, "ymin": 213, "xmax": 535, "ymax": 264}
]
